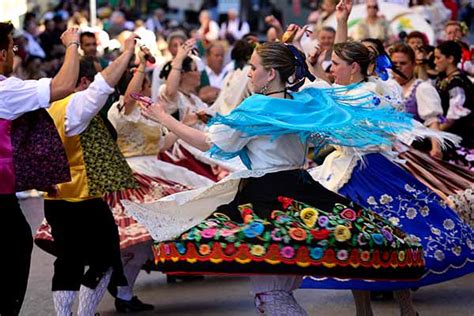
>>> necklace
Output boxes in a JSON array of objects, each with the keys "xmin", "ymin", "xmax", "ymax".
[{"xmin": 265, "ymin": 89, "xmax": 287, "ymax": 97}]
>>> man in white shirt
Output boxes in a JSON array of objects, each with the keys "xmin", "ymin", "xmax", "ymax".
[
  {"xmin": 219, "ymin": 9, "xmax": 250, "ymax": 44},
  {"xmin": 41, "ymin": 34, "xmax": 147, "ymax": 315},
  {"xmin": 200, "ymin": 43, "xmax": 228, "ymax": 104},
  {"xmin": 0, "ymin": 22, "xmax": 80, "ymax": 316}
]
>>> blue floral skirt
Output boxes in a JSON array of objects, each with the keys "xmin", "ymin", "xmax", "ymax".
[{"xmin": 302, "ymin": 153, "xmax": 474, "ymax": 290}]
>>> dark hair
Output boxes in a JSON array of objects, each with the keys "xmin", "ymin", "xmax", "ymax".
[
  {"xmin": 0, "ymin": 22, "xmax": 14, "ymax": 51},
  {"xmin": 255, "ymin": 41, "xmax": 296, "ymax": 84},
  {"xmin": 437, "ymin": 40, "xmax": 462, "ymax": 64},
  {"xmin": 361, "ymin": 38, "xmax": 385, "ymax": 56},
  {"xmin": 231, "ymin": 39, "xmax": 254, "ymax": 70},
  {"xmin": 77, "ymin": 56, "xmax": 98, "ymax": 86},
  {"xmin": 159, "ymin": 56, "xmax": 194, "ymax": 80},
  {"xmin": 80, "ymin": 31, "xmax": 96, "ymax": 43},
  {"xmin": 390, "ymin": 43, "xmax": 416, "ymax": 63},
  {"xmin": 406, "ymin": 31, "xmax": 428, "ymax": 46},
  {"xmin": 333, "ymin": 41, "xmax": 375, "ymax": 78}
]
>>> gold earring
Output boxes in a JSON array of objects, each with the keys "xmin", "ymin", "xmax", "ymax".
[{"xmin": 260, "ymin": 82, "xmax": 269, "ymax": 95}]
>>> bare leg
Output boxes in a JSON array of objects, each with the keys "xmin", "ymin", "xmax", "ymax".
[{"xmin": 351, "ymin": 290, "xmax": 374, "ymax": 316}]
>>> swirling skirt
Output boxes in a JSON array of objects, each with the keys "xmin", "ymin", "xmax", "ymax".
[
  {"xmin": 35, "ymin": 172, "xmax": 191, "ymax": 253},
  {"xmin": 302, "ymin": 153, "xmax": 474, "ymax": 290},
  {"xmin": 398, "ymin": 148, "xmax": 474, "ymax": 227},
  {"xmin": 153, "ymin": 170, "xmax": 424, "ymax": 281}
]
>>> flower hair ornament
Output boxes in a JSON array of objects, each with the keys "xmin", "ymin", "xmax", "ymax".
[{"xmin": 285, "ymin": 44, "xmax": 316, "ymax": 91}]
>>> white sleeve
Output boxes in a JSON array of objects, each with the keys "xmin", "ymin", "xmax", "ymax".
[
  {"xmin": 158, "ymin": 84, "xmax": 179, "ymax": 114},
  {"xmin": 151, "ymin": 62, "xmax": 164, "ymax": 103},
  {"xmin": 415, "ymin": 82, "xmax": 443, "ymax": 126},
  {"xmin": 238, "ymin": 22, "xmax": 250, "ymax": 39},
  {"xmin": 65, "ymin": 73, "xmax": 114, "ymax": 136},
  {"xmin": 0, "ymin": 77, "xmax": 52, "ymax": 120},
  {"xmin": 206, "ymin": 123, "xmax": 253, "ymax": 152},
  {"xmin": 446, "ymin": 87, "xmax": 471, "ymax": 120}
]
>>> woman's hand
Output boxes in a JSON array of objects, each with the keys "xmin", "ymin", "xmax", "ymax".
[
  {"xmin": 429, "ymin": 145, "xmax": 443, "ymax": 160},
  {"xmin": 336, "ymin": 0, "xmax": 352, "ymax": 23},
  {"xmin": 182, "ymin": 108, "xmax": 199, "ymax": 126},
  {"xmin": 175, "ymin": 38, "xmax": 196, "ymax": 62},
  {"xmin": 140, "ymin": 99, "xmax": 168, "ymax": 123}
]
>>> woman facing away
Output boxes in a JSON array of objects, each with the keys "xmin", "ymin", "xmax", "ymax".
[
  {"xmin": 305, "ymin": 40, "xmax": 474, "ymax": 316},
  {"xmin": 123, "ymin": 41, "xmax": 425, "ymax": 315}
]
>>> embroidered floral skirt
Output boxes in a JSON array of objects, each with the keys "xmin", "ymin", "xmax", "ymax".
[
  {"xmin": 153, "ymin": 170, "xmax": 424, "ymax": 280},
  {"xmin": 302, "ymin": 153, "xmax": 474, "ymax": 290},
  {"xmin": 35, "ymin": 172, "xmax": 191, "ymax": 253},
  {"xmin": 398, "ymin": 148, "xmax": 474, "ymax": 228}
]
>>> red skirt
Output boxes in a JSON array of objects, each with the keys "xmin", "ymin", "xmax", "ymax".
[{"xmin": 35, "ymin": 172, "xmax": 191, "ymax": 253}]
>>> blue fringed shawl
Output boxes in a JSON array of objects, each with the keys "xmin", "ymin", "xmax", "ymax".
[{"xmin": 207, "ymin": 85, "xmax": 413, "ymax": 169}]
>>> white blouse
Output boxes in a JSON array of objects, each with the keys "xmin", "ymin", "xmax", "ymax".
[
  {"xmin": 404, "ymin": 79, "xmax": 443, "ymax": 126},
  {"xmin": 207, "ymin": 123, "xmax": 306, "ymax": 172},
  {"xmin": 158, "ymin": 84, "xmax": 211, "ymax": 131}
]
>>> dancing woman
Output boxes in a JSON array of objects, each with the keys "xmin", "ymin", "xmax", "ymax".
[
  {"xmin": 305, "ymin": 41, "xmax": 474, "ymax": 316},
  {"xmin": 124, "ymin": 41, "xmax": 424, "ymax": 315}
]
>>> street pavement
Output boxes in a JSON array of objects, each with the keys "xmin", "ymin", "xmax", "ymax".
[{"xmin": 19, "ymin": 197, "xmax": 474, "ymax": 316}]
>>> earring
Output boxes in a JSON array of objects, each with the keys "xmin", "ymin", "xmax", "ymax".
[{"xmin": 259, "ymin": 82, "xmax": 269, "ymax": 95}]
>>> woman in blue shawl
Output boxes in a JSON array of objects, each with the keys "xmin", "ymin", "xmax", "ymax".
[{"xmin": 125, "ymin": 41, "xmax": 422, "ymax": 315}]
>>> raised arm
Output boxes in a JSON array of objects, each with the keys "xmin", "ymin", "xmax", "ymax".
[
  {"xmin": 163, "ymin": 39, "xmax": 195, "ymax": 101},
  {"xmin": 335, "ymin": 0, "xmax": 352, "ymax": 44},
  {"xmin": 101, "ymin": 34, "xmax": 138, "ymax": 87},
  {"xmin": 123, "ymin": 51, "xmax": 147, "ymax": 115},
  {"xmin": 50, "ymin": 28, "xmax": 81, "ymax": 102},
  {"xmin": 141, "ymin": 100, "xmax": 210, "ymax": 151}
]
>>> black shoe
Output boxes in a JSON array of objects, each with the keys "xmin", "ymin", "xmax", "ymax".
[{"xmin": 115, "ymin": 296, "xmax": 154, "ymax": 313}]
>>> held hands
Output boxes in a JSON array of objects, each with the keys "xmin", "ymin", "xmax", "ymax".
[
  {"xmin": 176, "ymin": 39, "xmax": 196, "ymax": 62},
  {"xmin": 139, "ymin": 98, "xmax": 168, "ymax": 123},
  {"xmin": 60, "ymin": 27, "xmax": 80, "ymax": 47},
  {"xmin": 282, "ymin": 24, "xmax": 310, "ymax": 51},
  {"xmin": 336, "ymin": 0, "xmax": 352, "ymax": 22},
  {"xmin": 124, "ymin": 33, "xmax": 139, "ymax": 54}
]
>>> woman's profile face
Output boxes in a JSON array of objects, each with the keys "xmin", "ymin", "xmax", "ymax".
[
  {"xmin": 247, "ymin": 52, "xmax": 271, "ymax": 93},
  {"xmin": 434, "ymin": 48, "xmax": 451, "ymax": 73},
  {"xmin": 330, "ymin": 51, "xmax": 352, "ymax": 85}
]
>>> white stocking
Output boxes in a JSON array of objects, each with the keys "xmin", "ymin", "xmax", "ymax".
[
  {"xmin": 77, "ymin": 269, "xmax": 112, "ymax": 316},
  {"xmin": 52, "ymin": 291, "xmax": 77, "ymax": 316},
  {"xmin": 250, "ymin": 275, "xmax": 307, "ymax": 316}
]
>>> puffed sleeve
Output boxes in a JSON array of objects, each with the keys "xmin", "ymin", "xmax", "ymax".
[
  {"xmin": 446, "ymin": 87, "xmax": 471, "ymax": 120},
  {"xmin": 415, "ymin": 82, "xmax": 443, "ymax": 126},
  {"xmin": 206, "ymin": 123, "xmax": 255, "ymax": 153}
]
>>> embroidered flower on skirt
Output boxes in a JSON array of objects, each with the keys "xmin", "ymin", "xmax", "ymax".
[{"xmin": 153, "ymin": 197, "xmax": 424, "ymax": 280}]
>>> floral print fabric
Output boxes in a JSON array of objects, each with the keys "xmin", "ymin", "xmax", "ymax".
[
  {"xmin": 302, "ymin": 153, "xmax": 473, "ymax": 290},
  {"xmin": 154, "ymin": 196, "xmax": 424, "ymax": 280}
]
